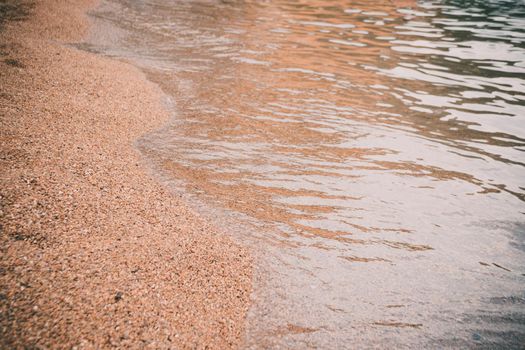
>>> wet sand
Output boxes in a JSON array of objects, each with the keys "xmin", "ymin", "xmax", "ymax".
[{"xmin": 0, "ymin": 0, "xmax": 252, "ymax": 348}]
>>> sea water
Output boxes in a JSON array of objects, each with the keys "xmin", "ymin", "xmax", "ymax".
[{"xmin": 82, "ymin": 0, "xmax": 525, "ymax": 347}]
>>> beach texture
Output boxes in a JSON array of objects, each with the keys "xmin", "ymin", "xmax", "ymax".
[{"xmin": 0, "ymin": 0, "xmax": 252, "ymax": 348}]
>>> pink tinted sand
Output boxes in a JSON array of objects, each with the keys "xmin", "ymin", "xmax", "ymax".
[{"xmin": 0, "ymin": 0, "xmax": 252, "ymax": 348}]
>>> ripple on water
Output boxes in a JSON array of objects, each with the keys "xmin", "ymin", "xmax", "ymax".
[{"xmin": 85, "ymin": 0, "xmax": 525, "ymax": 348}]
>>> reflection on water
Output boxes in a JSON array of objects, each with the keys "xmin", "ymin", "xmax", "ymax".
[{"xmin": 84, "ymin": 0, "xmax": 525, "ymax": 347}]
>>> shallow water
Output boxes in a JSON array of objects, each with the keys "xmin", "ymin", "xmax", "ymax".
[{"xmin": 84, "ymin": 0, "xmax": 525, "ymax": 348}]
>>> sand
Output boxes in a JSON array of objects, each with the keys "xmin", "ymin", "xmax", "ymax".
[{"xmin": 0, "ymin": 0, "xmax": 252, "ymax": 348}]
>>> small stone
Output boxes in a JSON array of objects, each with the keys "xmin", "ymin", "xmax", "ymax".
[{"xmin": 114, "ymin": 291, "xmax": 123, "ymax": 302}]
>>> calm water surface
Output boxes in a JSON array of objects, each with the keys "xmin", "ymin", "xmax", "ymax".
[{"xmin": 84, "ymin": 0, "xmax": 525, "ymax": 347}]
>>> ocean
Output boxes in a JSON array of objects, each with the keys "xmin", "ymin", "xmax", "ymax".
[{"xmin": 81, "ymin": 0, "xmax": 525, "ymax": 347}]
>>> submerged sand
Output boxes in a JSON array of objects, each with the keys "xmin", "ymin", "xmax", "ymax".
[{"xmin": 0, "ymin": 0, "xmax": 252, "ymax": 348}]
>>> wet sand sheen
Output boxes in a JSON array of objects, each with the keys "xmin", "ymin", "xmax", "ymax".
[
  {"xmin": 0, "ymin": 0, "xmax": 252, "ymax": 348},
  {"xmin": 84, "ymin": 0, "xmax": 525, "ymax": 348}
]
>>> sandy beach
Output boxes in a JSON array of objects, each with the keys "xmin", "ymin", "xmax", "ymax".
[
  {"xmin": 0, "ymin": 0, "xmax": 252, "ymax": 348},
  {"xmin": 3, "ymin": 0, "xmax": 525, "ymax": 348}
]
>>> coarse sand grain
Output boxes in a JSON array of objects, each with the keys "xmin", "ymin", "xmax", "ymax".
[{"xmin": 0, "ymin": 0, "xmax": 253, "ymax": 348}]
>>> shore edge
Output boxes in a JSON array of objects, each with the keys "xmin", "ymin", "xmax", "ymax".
[{"xmin": 0, "ymin": 0, "xmax": 253, "ymax": 348}]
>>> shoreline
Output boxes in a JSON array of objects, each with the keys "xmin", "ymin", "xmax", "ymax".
[{"xmin": 0, "ymin": 0, "xmax": 252, "ymax": 348}]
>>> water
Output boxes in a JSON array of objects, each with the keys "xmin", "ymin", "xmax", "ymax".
[{"xmin": 82, "ymin": 0, "xmax": 525, "ymax": 348}]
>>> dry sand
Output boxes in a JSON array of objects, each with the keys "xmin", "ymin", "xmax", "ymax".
[{"xmin": 0, "ymin": 0, "xmax": 252, "ymax": 348}]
